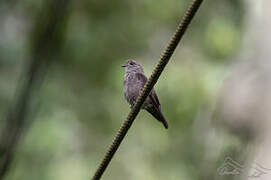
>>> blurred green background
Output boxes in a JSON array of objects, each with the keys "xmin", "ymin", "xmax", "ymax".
[{"xmin": 0, "ymin": 0, "xmax": 245, "ymax": 179}]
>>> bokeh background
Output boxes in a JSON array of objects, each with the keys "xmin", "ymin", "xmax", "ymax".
[{"xmin": 1, "ymin": 0, "xmax": 271, "ymax": 180}]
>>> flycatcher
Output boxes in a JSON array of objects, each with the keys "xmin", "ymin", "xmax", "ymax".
[{"xmin": 122, "ymin": 59, "xmax": 168, "ymax": 129}]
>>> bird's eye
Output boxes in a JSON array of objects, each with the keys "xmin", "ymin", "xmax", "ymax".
[{"xmin": 129, "ymin": 62, "xmax": 135, "ymax": 65}]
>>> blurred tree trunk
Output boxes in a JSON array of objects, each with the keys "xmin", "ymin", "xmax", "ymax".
[
  {"xmin": 216, "ymin": 0, "xmax": 271, "ymax": 179},
  {"xmin": 0, "ymin": 0, "xmax": 70, "ymax": 179}
]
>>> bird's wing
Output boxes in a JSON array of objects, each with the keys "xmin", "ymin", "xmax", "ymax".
[
  {"xmin": 151, "ymin": 89, "xmax": 161, "ymax": 107},
  {"xmin": 136, "ymin": 73, "xmax": 167, "ymax": 129},
  {"xmin": 135, "ymin": 72, "xmax": 148, "ymax": 89},
  {"xmin": 135, "ymin": 73, "xmax": 161, "ymax": 108}
]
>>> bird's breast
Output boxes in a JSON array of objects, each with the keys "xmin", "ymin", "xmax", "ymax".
[{"xmin": 124, "ymin": 73, "xmax": 139, "ymax": 105}]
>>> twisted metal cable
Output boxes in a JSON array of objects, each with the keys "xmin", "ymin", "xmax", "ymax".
[{"xmin": 91, "ymin": 0, "xmax": 203, "ymax": 179}]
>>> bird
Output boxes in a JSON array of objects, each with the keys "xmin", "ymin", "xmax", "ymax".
[{"xmin": 121, "ymin": 59, "xmax": 168, "ymax": 129}]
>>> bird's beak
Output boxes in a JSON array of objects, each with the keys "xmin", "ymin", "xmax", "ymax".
[{"xmin": 121, "ymin": 64, "xmax": 126, "ymax": 67}]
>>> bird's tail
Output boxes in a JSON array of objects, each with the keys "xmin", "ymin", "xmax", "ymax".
[{"xmin": 146, "ymin": 108, "xmax": 168, "ymax": 129}]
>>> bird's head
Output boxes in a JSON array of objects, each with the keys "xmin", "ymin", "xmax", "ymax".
[{"xmin": 122, "ymin": 59, "xmax": 144, "ymax": 73}]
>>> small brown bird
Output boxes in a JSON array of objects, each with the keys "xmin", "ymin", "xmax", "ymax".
[{"xmin": 122, "ymin": 59, "xmax": 168, "ymax": 129}]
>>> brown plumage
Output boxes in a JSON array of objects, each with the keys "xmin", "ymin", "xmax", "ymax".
[{"xmin": 122, "ymin": 59, "xmax": 168, "ymax": 129}]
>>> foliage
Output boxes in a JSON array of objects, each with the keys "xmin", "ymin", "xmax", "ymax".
[{"xmin": 0, "ymin": 0, "xmax": 244, "ymax": 179}]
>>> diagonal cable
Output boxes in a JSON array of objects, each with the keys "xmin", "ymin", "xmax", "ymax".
[{"xmin": 91, "ymin": 0, "xmax": 203, "ymax": 179}]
